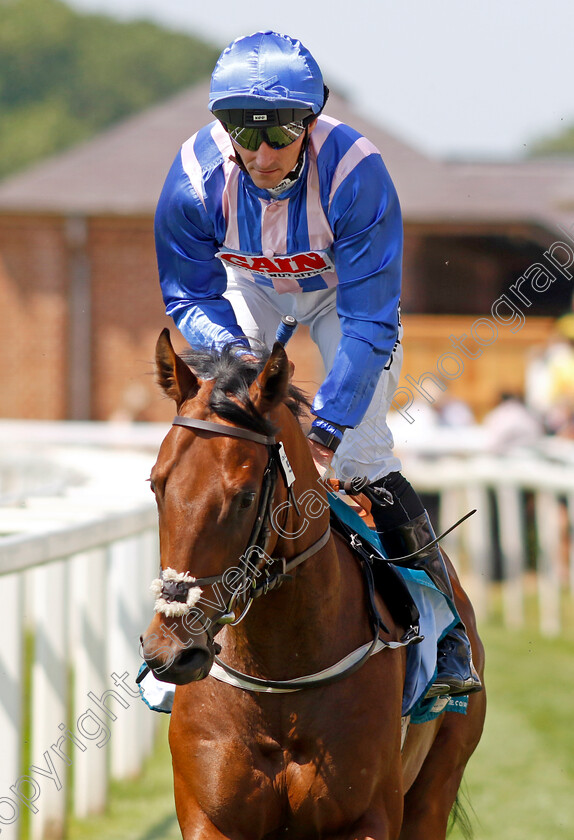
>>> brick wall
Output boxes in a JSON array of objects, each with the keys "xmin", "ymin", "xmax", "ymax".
[
  {"xmin": 0, "ymin": 213, "xmax": 176, "ymax": 421},
  {"xmin": 88, "ymin": 216, "xmax": 174, "ymax": 422},
  {"xmin": 0, "ymin": 215, "xmax": 69, "ymax": 418}
]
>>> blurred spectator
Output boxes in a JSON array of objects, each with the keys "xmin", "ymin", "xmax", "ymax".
[
  {"xmin": 482, "ymin": 392, "xmax": 543, "ymax": 455},
  {"xmin": 435, "ymin": 395, "xmax": 475, "ymax": 427},
  {"xmin": 526, "ymin": 313, "xmax": 574, "ymax": 435}
]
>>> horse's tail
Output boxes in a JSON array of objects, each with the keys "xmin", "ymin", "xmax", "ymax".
[{"xmin": 448, "ymin": 781, "xmax": 475, "ymax": 839}]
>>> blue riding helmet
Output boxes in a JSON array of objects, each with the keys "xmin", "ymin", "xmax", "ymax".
[{"xmin": 209, "ymin": 31, "xmax": 326, "ymax": 118}]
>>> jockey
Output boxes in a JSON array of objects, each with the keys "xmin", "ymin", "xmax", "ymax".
[{"xmin": 154, "ymin": 30, "xmax": 481, "ymax": 698}]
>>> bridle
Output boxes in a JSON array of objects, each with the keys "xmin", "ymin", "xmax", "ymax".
[{"xmin": 153, "ymin": 415, "xmax": 331, "ymax": 631}]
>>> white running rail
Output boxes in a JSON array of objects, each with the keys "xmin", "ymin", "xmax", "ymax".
[
  {"xmin": 0, "ymin": 421, "xmax": 164, "ymax": 840},
  {"xmin": 396, "ymin": 431, "xmax": 574, "ymax": 638}
]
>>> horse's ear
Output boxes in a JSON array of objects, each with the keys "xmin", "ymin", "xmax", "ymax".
[
  {"xmin": 250, "ymin": 342, "xmax": 290, "ymax": 415},
  {"xmin": 155, "ymin": 328, "xmax": 199, "ymax": 406}
]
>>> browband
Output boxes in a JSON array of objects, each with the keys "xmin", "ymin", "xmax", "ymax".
[{"xmin": 173, "ymin": 416, "xmax": 276, "ymax": 447}]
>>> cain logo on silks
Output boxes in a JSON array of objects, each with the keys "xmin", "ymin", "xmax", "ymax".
[{"xmin": 216, "ymin": 249, "xmax": 335, "ymax": 280}]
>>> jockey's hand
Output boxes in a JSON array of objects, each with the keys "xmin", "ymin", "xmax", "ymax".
[{"xmin": 307, "ymin": 437, "xmax": 334, "ymax": 475}]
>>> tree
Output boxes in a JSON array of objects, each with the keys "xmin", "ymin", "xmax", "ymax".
[
  {"xmin": 0, "ymin": 0, "xmax": 220, "ymax": 178},
  {"xmin": 528, "ymin": 121, "xmax": 574, "ymax": 157}
]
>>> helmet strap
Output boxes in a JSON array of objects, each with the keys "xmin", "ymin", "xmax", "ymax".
[{"xmin": 229, "ymin": 151, "xmax": 248, "ymax": 173}]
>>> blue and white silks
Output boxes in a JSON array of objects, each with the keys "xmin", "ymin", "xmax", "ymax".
[{"xmin": 155, "ymin": 115, "xmax": 402, "ymax": 430}]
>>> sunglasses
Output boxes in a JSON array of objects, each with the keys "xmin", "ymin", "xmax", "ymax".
[{"xmin": 225, "ymin": 121, "xmax": 306, "ymax": 151}]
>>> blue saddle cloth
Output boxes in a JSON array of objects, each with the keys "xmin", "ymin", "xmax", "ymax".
[{"xmin": 328, "ymin": 493, "xmax": 468, "ymax": 722}]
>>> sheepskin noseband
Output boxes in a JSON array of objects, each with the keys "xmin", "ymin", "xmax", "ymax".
[{"xmin": 150, "ymin": 568, "xmax": 203, "ymax": 617}]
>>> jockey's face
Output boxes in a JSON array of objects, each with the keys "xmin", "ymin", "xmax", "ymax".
[{"xmin": 232, "ymin": 120, "xmax": 317, "ymax": 190}]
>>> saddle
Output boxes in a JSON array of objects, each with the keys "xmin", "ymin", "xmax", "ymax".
[{"xmin": 327, "ymin": 487, "xmax": 421, "ymax": 642}]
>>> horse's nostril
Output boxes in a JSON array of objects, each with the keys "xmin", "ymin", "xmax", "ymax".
[{"xmin": 178, "ymin": 646, "xmax": 211, "ymax": 671}]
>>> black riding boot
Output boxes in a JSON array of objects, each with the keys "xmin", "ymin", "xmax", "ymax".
[{"xmin": 367, "ymin": 474, "xmax": 482, "ymax": 699}]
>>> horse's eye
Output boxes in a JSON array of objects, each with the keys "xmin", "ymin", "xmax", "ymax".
[{"xmin": 238, "ymin": 492, "xmax": 256, "ymax": 510}]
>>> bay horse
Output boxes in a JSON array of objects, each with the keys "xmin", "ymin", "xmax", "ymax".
[{"xmin": 141, "ymin": 329, "xmax": 486, "ymax": 840}]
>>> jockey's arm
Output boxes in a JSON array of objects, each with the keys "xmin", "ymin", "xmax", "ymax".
[
  {"xmin": 154, "ymin": 152, "xmax": 250, "ymax": 353},
  {"xmin": 308, "ymin": 153, "xmax": 403, "ymax": 450}
]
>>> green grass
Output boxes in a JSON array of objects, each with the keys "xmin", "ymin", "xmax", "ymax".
[
  {"xmin": 450, "ymin": 621, "xmax": 574, "ymax": 840},
  {"xmin": 66, "ymin": 719, "xmax": 179, "ymax": 840},
  {"xmin": 65, "ymin": 622, "xmax": 574, "ymax": 840}
]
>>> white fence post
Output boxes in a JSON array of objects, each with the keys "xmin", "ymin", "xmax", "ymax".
[
  {"xmin": 535, "ymin": 491, "xmax": 562, "ymax": 637},
  {"xmin": 0, "ymin": 573, "xmax": 24, "ymax": 840},
  {"xmin": 463, "ymin": 483, "xmax": 492, "ymax": 622},
  {"xmin": 107, "ymin": 536, "xmax": 148, "ymax": 781},
  {"xmin": 567, "ymin": 492, "xmax": 574, "ymax": 595},
  {"xmin": 30, "ymin": 560, "xmax": 68, "ymax": 840},
  {"xmin": 495, "ymin": 485, "xmax": 526, "ymax": 629},
  {"xmin": 138, "ymin": 529, "xmax": 161, "ymax": 757},
  {"xmin": 71, "ymin": 549, "xmax": 109, "ymax": 818}
]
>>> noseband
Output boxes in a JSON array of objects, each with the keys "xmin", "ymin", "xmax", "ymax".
[{"xmin": 151, "ymin": 415, "xmax": 331, "ymax": 630}]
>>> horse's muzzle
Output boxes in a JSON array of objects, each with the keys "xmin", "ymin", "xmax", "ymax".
[{"xmin": 140, "ymin": 628, "xmax": 215, "ymax": 685}]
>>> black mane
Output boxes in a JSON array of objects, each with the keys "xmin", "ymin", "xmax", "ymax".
[{"xmin": 180, "ymin": 344, "xmax": 311, "ymax": 437}]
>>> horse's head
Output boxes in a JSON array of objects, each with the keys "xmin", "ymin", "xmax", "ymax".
[{"xmin": 140, "ymin": 328, "xmax": 304, "ymax": 684}]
